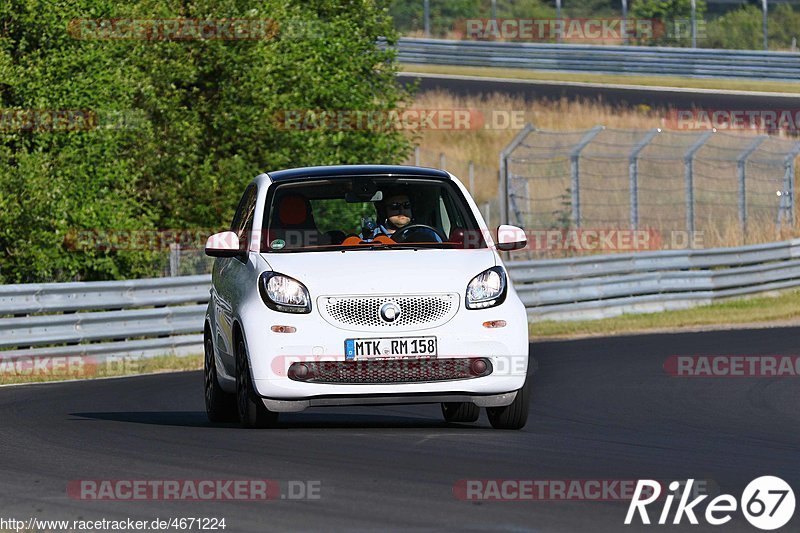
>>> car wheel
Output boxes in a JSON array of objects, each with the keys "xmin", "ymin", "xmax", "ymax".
[
  {"xmin": 204, "ymin": 333, "xmax": 236, "ymax": 423},
  {"xmin": 235, "ymin": 337, "xmax": 278, "ymax": 428},
  {"xmin": 441, "ymin": 402, "xmax": 480, "ymax": 423},
  {"xmin": 486, "ymin": 378, "xmax": 531, "ymax": 430}
]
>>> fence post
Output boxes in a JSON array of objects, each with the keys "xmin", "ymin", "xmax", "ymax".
[
  {"xmin": 683, "ymin": 130, "xmax": 713, "ymax": 238},
  {"xmin": 570, "ymin": 125, "xmax": 604, "ymax": 228},
  {"xmin": 169, "ymin": 243, "xmax": 181, "ymax": 277},
  {"xmin": 414, "ymin": 146, "xmax": 420, "ymax": 166},
  {"xmin": 782, "ymin": 142, "xmax": 800, "ymax": 228},
  {"xmin": 736, "ymin": 135, "xmax": 767, "ymax": 241},
  {"xmin": 498, "ymin": 124, "xmax": 534, "ymax": 226},
  {"xmin": 468, "ymin": 161, "xmax": 475, "ymax": 196},
  {"xmin": 628, "ymin": 128, "xmax": 660, "ymax": 230}
]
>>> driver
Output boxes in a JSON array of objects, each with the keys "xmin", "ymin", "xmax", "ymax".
[{"xmin": 378, "ymin": 193, "xmax": 413, "ymax": 236}]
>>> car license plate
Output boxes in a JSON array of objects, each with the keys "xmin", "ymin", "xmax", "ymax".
[{"xmin": 345, "ymin": 336, "xmax": 437, "ymax": 360}]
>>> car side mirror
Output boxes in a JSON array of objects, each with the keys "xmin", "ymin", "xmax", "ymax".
[
  {"xmin": 205, "ymin": 231, "xmax": 244, "ymax": 257},
  {"xmin": 496, "ymin": 225, "xmax": 527, "ymax": 251}
]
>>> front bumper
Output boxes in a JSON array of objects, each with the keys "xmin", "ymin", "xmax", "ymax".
[
  {"xmin": 261, "ymin": 390, "xmax": 519, "ymax": 412},
  {"xmin": 239, "ymin": 290, "xmax": 529, "ymax": 401}
]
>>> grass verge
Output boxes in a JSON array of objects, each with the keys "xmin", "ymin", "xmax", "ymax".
[
  {"xmin": 530, "ymin": 289, "xmax": 800, "ymax": 339},
  {"xmin": 0, "ymin": 353, "xmax": 203, "ymax": 386},
  {"xmin": 402, "ymin": 64, "xmax": 800, "ymax": 94}
]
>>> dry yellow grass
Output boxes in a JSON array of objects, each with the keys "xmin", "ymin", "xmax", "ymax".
[
  {"xmin": 407, "ymin": 90, "xmax": 800, "ymax": 248},
  {"xmin": 406, "ymin": 91, "xmax": 666, "ymax": 201}
]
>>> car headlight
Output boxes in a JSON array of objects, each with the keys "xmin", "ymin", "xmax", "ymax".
[
  {"xmin": 466, "ymin": 267, "xmax": 507, "ymax": 310},
  {"xmin": 258, "ymin": 272, "xmax": 312, "ymax": 313}
]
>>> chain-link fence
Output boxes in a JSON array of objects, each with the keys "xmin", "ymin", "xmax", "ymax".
[
  {"xmin": 501, "ymin": 125, "xmax": 800, "ymax": 252},
  {"xmin": 406, "ymin": 146, "xmax": 500, "ymax": 229},
  {"xmin": 164, "ymin": 244, "xmax": 213, "ymax": 277}
]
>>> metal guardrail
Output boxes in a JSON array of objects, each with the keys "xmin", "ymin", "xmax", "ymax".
[
  {"xmin": 0, "ymin": 275, "xmax": 210, "ymax": 361},
  {"xmin": 1, "ymin": 239, "xmax": 798, "ymax": 362},
  {"xmin": 396, "ymin": 38, "xmax": 800, "ymax": 81},
  {"xmin": 507, "ymin": 238, "xmax": 800, "ymax": 320}
]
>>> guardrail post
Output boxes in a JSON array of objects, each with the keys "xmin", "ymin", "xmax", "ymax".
[
  {"xmin": 498, "ymin": 124, "xmax": 534, "ymax": 226},
  {"xmin": 629, "ymin": 128, "xmax": 660, "ymax": 230},
  {"xmin": 683, "ymin": 130, "xmax": 713, "ymax": 238},
  {"xmin": 570, "ymin": 126, "xmax": 604, "ymax": 228},
  {"xmin": 414, "ymin": 146, "xmax": 420, "ymax": 166},
  {"xmin": 439, "ymin": 152, "xmax": 446, "ymax": 169},
  {"xmin": 781, "ymin": 142, "xmax": 800, "ymax": 228},
  {"xmin": 736, "ymin": 135, "xmax": 767, "ymax": 241}
]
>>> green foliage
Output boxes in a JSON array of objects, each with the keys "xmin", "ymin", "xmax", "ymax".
[
  {"xmin": 311, "ymin": 199, "xmax": 375, "ymax": 235},
  {"xmin": 492, "ymin": 0, "xmax": 556, "ymax": 20},
  {"xmin": 704, "ymin": 4, "xmax": 762, "ymax": 50},
  {"xmin": 631, "ymin": 0, "xmax": 704, "ymax": 20},
  {"xmin": 766, "ymin": 4, "xmax": 800, "ymax": 50},
  {"xmin": 389, "ymin": 0, "xmax": 555, "ymax": 36},
  {"xmin": 0, "ymin": 0, "xmax": 413, "ymax": 282},
  {"xmin": 630, "ymin": 0, "xmax": 707, "ymax": 46},
  {"xmin": 705, "ymin": 4, "xmax": 800, "ymax": 51}
]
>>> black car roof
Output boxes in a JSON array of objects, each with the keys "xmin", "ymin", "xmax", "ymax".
[{"xmin": 267, "ymin": 165, "xmax": 450, "ymax": 181}]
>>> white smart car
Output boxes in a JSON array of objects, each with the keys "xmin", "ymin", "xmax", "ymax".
[{"xmin": 204, "ymin": 165, "xmax": 530, "ymax": 429}]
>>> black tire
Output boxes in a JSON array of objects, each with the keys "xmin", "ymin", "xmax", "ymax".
[
  {"xmin": 235, "ymin": 337, "xmax": 278, "ymax": 428},
  {"xmin": 441, "ymin": 402, "xmax": 480, "ymax": 423},
  {"xmin": 204, "ymin": 332, "xmax": 237, "ymax": 423},
  {"xmin": 486, "ymin": 379, "xmax": 531, "ymax": 430}
]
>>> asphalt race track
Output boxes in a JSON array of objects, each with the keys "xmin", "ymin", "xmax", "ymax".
[
  {"xmin": 1, "ymin": 326, "xmax": 798, "ymax": 532},
  {"xmin": 398, "ymin": 72, "xmax": 800, "ymax": 111}
]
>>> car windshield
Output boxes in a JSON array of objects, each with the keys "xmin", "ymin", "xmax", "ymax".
[{"xmin": 260, "ymin": 176, "xmax": 487, "ymax": 252}]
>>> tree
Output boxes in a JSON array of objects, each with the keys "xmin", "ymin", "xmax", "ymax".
[
  {"xmin": 630, "ymin": 0, "xmax": 707, "ymax": 47},
  {"xmin": 0, "ymin": 0, "xmax": 413, "ymax": 282}
]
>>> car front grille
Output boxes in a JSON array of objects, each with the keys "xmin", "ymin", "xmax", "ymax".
[
  {"xmin": 318, "ymin": 294, "xmax": 459, "ymax": 331},
  {"xmin": 287, "ymin": 357, "xmax": 492, "ymax": 384}
]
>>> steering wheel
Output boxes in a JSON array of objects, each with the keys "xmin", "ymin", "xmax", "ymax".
[{"xmin": 391, "ymin": 224, "xmax": 445, "ymax": 243}]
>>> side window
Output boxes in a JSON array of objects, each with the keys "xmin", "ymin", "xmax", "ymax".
[{"xmin": 230, "ymin": 184, "xmax": 257, "ymax": 250}]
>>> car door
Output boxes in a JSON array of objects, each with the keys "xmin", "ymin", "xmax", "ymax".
[{"xmin": 213, "ymin": 183, "xmax": 258, "ymax": 374}]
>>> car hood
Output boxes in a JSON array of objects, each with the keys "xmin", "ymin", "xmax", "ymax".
[{"xmin": 260, "ymin": 248, "xmax": 497, "ymax": 296}]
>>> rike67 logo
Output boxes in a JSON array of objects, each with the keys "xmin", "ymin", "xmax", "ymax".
[{"xmin": 625, "ymin": 477, "xmax": 795, "ymax": 530}]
